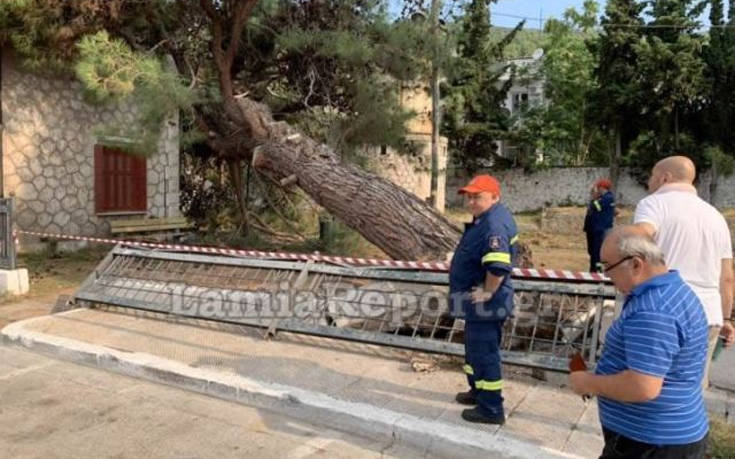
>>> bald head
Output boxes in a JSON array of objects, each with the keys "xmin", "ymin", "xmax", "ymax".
[
  {"xmin": 647, "ymin": 156, "xmax": 696, "ymax": 192},
  {"xmin": 657, "ymin": 156, "xmax": 696, "ymax": 182}
]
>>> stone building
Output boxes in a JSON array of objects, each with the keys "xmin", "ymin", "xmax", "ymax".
[
  {"xmin": 0, "ymin": 50, "xmax": 180, "ymax": 249},
  {"xmin": 367, "ymin": 81, "xmax": 448, "ymax": 212}
]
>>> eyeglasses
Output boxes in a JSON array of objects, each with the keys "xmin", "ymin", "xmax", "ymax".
[{"xmin": 601, "ymin": 256, "xmax": 634, "ymax": 273}]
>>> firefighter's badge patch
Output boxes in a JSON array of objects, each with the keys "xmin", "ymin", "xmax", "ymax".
[{"xmin": 489, "ymin": 236, "xmax": 501, "ymax": 250}]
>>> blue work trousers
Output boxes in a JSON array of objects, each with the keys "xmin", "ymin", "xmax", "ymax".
[{"xmin": 463, "ymin": 320, "xmax": 505, "ymax": 417}]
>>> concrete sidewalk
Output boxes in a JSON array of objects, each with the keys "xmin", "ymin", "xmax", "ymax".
[
  {"xmin": 0, "ymin": 308, "xmax": 614, "ymax": 458},
  {"xmin": 0, "ymin": 346, "xmax": 429, "ymax": 458}
]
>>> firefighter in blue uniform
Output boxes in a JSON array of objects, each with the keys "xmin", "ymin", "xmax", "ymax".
[
  {"xmin": 583, "ymin": 179, "xmax": 616, "ymax": 272},
  {"xmin": 449, "ymin": 175, "xmax": 518, "ymax": 425}
]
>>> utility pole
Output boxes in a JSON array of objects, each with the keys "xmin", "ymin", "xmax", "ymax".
[
  {"xmin": 0, "ymin": 49, "xmax": 4, "ymax": 198},
  {"xmin": 428, "ymin": 0, "xmax": 441, "ymax": 210}
]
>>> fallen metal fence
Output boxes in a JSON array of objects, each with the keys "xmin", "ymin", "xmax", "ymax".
[
  {"xmin": 0, "ymin": 198, "xmax": 16, "ymax": 270},
  {"xmin": 72, "ymin": 246, "xmax": 616, "ymax": 372}
]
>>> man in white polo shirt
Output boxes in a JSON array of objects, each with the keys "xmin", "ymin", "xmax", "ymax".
[{"xmin": 634, "ymin": 155, "xmax": 735, "ymax": 388}]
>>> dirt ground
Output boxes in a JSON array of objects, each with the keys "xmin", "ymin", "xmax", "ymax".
[
  {"xmin": 447, "ymin": 206, "xmax": 635, "ymax": 272},
  {"xmin": 0, "ymin": 247, "xmax": 108, "ymax": 326}
]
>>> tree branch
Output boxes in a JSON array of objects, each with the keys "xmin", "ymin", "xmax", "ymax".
[
  {"xmin": 199, "ymin": 0, "xmax": 248, "ymax": 129},
  {"xmin": 225, "ymin": 0, "xmax": 258, "ymax": 69}
]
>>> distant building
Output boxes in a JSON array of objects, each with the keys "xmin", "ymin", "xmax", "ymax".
[
  {"xmin": 496, "ymin": 49, "xmax": 545, "ymax": 163},
  {"xmin": 366, "ymin": 80, "xmax": 448, "ymax": 213}
]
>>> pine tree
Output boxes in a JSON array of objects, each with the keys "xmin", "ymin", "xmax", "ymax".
[
  {"xmin": 633, "ymin": 0, "xmax": 706, "ymax": 156},
  {"xmin": 588, "ymin": 0, "xmax": 644, "ymax": 185},
  {"xmin": 442, "ymin": 0, "xmax": 522, "ymax": 171},
  {"xmin": 0, "ymin": 0, "xmax": 463, "ymax": 259},
  {"xmin": 703, "ymin": 0, "xmax": 729, "ymax": 149}
]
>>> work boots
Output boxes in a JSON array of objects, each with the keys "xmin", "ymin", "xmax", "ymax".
[
  {"xmin": 454, "ymin": 391, "xmax": 477, "ymax": 405},
  {"xmin": 461, "ymin": 407, "xmax": 505, "ymax": 425}
]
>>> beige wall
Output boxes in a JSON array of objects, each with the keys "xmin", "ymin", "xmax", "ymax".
[
  {"xmin": 366, "ymin": 133, "xmax": 448, "ymax": 213},
  {"xmin": 399, "ymin": 82, "xmax": 432, "ymax": 136},
  {"xmin": 368, "ymin": 81, "xmax": 447, "ymax": 212},
  {"xmin": 447, "ymin": 166, "xmax": 735, "ymax": 212}
]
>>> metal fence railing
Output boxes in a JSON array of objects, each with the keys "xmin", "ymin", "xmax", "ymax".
[
  {"xmin": 72, "ymin": 246, "xmax": 616, "ymax": 372},
  {"xmin": 0, "ymin": 198, "xmax": 16, "ymax": 270}
]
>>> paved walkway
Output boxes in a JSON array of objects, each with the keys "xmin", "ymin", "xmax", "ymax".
[
  {"xmin": 4, "ymin": 305, "xmax": 734, "ymax": 457},
  {"xmin": 2, "ymin": 307, "xmax": 601, "ymax": 458},
  {"xmin": 711, "ymin": 340, "xmax": 735, "ymax": 392},
  {"xmin": 0, "ymin": 346, "xmax": 423, "ymax": 458}
]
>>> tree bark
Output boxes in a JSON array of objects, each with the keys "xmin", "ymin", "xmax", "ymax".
[
  {"xmin": 709, "ymin": 160, "xmax": 719, "ymax": 205},
  {"xmin": 240, "ymin": 98, "xmax": 461, "ymax": 260},
  {"xmin": 609, "ymin": 127, "xmax": 622, "ymax": 191},
  {"xmin": 226, "ymin": 158, "xmax": 248, "ymax": 234}
]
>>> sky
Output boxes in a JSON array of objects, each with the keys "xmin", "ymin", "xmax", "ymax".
[
  {"xmin": 490, "ymin": 0, "xmax": 586, "ymax": 29},
  {"xmin": 387, "ymin": 0, "xmax": 587, "ymax": 28},
  {"xmin": 389, "ymin": 1, "xmax": 719, "ymax": 30}
]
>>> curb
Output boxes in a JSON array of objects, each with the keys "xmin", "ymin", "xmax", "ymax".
[{"xmin": 2, "ymin": 313, "xmax": 578, "ymax": 459}]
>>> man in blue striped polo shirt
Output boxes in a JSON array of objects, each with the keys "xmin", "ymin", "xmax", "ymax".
[{"xmin": 569, "ymin": 226, "xmax": 709, "ymax": 458}]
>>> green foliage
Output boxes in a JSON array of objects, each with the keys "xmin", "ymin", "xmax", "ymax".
[
  {"xmin": 5, "ymin": 0, "xmax": 735, "ymax": 194},
  {"xmin": 442, "ymin": 0, "xmax": 519, "ymax": 172},
  {"xmin": 513, "ymin": 1, "xmax": 607, "ymax": 167},
  {"xmin": 488, "ymin": 27, "xmax": 544, "ymax": 59},
  {"xmin": 588, "ymin": 0, "xmax": 645, "ymax": 149},
  {"xmin": 704, "ymin": 145, "xmax": 735, "ymax": 177},
  {"xmin": 74, "ymin": 31, "xmax": 194, "ymax": 155},
  {"xmin": 0, "ymin": 0, "xmax": 142, "ymax": 74},
  {"xmin": 702, "ymin": 0, "xmax": 735, "ymax": 160},
  {"xmin": 239, "ymin": 0, "xmax": 429, "ymax": 155},
  {"xmin": 619, "ymin": 0, "xmax": 707, "ymax": 172}
]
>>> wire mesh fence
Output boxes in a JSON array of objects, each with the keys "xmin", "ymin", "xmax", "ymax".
[{"xmin": 73, "ymin": 246, "xmax": 616, "ymax": 372}]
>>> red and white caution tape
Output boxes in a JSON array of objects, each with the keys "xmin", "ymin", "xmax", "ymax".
[
  {"xmin": 514, "ymin": 268, "xmax": 607, "ymax": 283},
  {"xmin": 13, "ymin": 230, "xmax": 610, "ymax": 283}
]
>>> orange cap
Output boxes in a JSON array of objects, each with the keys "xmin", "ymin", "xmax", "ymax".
[
  {"xmin": 595, "ymin": 178, "xmax": 612, "ymax": 190},
  {"xmin": 458, "ymin": 175, "xmax": 501, "ymax": 196}
]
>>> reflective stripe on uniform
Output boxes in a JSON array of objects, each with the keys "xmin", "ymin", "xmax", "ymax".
[
  {"xmin": 510, "ymin": 235, "xmax": 519, "ymax": 245},
  {"xmin": 593, "ymin": 200, "xmax": 602, "ymax": 211},
  {"xmin": 481, "ymin": 252, "xmax": 511, "ymax": 265},
  {"xmin": 475, "ymin": 379, "xmax": 503, "ymax": 391},
  {"xmin": 463, "ymin": 364, "xmax": 474, "ymax": 375}
]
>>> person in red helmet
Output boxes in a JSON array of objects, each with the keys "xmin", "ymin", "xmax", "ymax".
[{"xmin": 583, "ymin": 178, "xmax": 616, "ymax": 272}]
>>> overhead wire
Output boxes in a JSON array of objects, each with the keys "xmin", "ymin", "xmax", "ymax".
[{"xmin": 490, "ymin": 10, "xmax": 735, "ymax": 31}]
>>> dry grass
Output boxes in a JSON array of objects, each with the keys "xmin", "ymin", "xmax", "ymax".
[
  {"xmin": 709, "ymin": 416, "xmax": 735, "ymax": 458},
  {"xmin": 447, "ymin": 206, "xmax": 605, "ymax": 271},
  {"xmin": 0, "ymin": 246, "xmax": 109, "ymax": 306}
]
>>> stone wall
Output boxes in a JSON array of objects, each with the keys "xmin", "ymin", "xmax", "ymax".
[
  {"xmin": 1, "ymin": 52, "xmax": 180, "ymax": 244},
  {"xmin": 367, "ymin": 133, "xmax": 448, "ymax": 212},
  {"xmin": 447, "ymin": 166, "xmax": 735, "ymax": 212},
  {"xmin": 364, "ymin": 80, "xmax": 448, "ymax": 212}
]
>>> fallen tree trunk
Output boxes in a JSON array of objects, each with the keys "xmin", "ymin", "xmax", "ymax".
[{"xmin": 241, "ymin": 99, "xmax": 461, "ymax": 260}]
